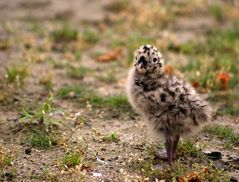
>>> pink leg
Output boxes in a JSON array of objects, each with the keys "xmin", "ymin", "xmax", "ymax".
[
  {"xmin": 172, "ymin": 135, "xmax": 180, "ymax": 160},
  {"xmin": 165, "ymin": 136, "xmax": 173, "ymax": 165}
]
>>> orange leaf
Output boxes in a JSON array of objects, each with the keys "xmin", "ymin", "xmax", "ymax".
[
  {"xmin": 177, "ymin": 176, "xmax": 186, "ymax": 182},
  {"xmin": 216, "ymin": 72, "xmax": 230, "ymax": 90},
  {"xmin": 217, "ymin": 72, "xmax": 230, "ymax": 82},
  {"xmin": 96, "ymin": 48, "xmax": 122, "ymax": 62},
  {"xmin": 178, "ymin": 171, "xmax": 202, "ymax": 182},
  {"xmin": 192, "ymin": 81, "xmax": 200, "ymax": 89},
  {"xmin": 164, "ymin": 65, "xmax": 174, "ymax": 74},
  {"xmin": 164, "ymin": 64, "xmax": 184, "ymax": 78},
  {"xmin": 98, "ymin": 23, "xmax": 106, "ymax": 32},
  {"xmin": 186, "ymin": 172, "xmax": 202, "ymax": 181}
]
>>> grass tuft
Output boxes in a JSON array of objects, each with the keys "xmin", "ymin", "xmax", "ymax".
[
  {"xmin": 74, "ymin": 50, "xmax": 82, "ymax": 60},
  {"xmin": 209, "ymin": 4, "xmax": 224, "ymax": 21},
  {"xmin": 57, "ymin": 85, "xmax": 97, "ymax": 101},
  {"xmin": 0, "ymin": 147, "xmax": 13, "ymax": 170},
  {"xmin": 5, "ymin": 65, "xmax": 28, "ymax": 84},
  {"xmin": 66, "ymin": 66, "xmax": 90, "ymax": 79},
  {"xmin": 61, "ymin": 152, "xmax": 82, "ymax": 168},
  {"xmin": 129, "ymin": 156, "xmax": 230, "ymax": 181},
  {"xmin": 177, "ymin": 139, "xmax": 204, "ymax": 158},
  {"xmin": 103, "ymin": 95, "xmax": 131, "ymax": 111},
  {"xmin": 97, "ymin": 72, "xmax": 117, "ymax": 84},
  {"xmin": 51, "ymin": 24, "xmax": 78, "ymax": 42},
  {"xmin": 217, "ymin": 104, "xmax": 239, "ymax": 117},
  {"xmin": 20, "ymin": 93, "xmax": 62, "ymax": 129},
  {"xmin": 0, "ymin": 39, "xmax": 11, "ymax": 50},
  {"xmin": 204, "ymin": 125, "xmax": 239, "ymax": 148},
  {"xmin": 29, "ymin": 130, "xmax": 58, "ymax": 149},
  {"xmin": 176, "ymin": 20, "xmax": 239, "ymax": 91},
  {"xmin": 57, "ymin": 85, "xmax": 132, "ymax": 112},
  {"xmin": 82, "ymin": 29, "xmax": 99, "ymax": 44},
  {"xmin": 208, "ymin": 92, "xmax": 239, "ymax": 103},
  {"xmin": 104, "ymin": 0, "xmax": 128, "ymax": 13},
  {"xmin": 102, "ymin": 132, "xmax": 120, "ymax": 142},
  {"xmin": 39, "ymin": 74, "xmax": 53, "ymax": 91},
  {"xmin": 30, "ymin": 22, "xmax": 45, "ymax": 37}
]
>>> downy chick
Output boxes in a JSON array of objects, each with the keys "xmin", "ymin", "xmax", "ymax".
[{"xmin": 126, "ymin": 45, "xmax": 211, "ymax": 164}]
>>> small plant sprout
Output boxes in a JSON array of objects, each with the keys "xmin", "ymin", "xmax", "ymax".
[
  {"xmin": 0, "ymin": 38, "xmax": 11, "ymax": 50},
  {"xmin": 98, "ymin": 71, "xmax": 117, "ymax": 84},
  {"xmin": 5, "ymin": 65, "xmax": 28, "ymax": 85},
  {"xmin": 209, "ymin": 4, "xmax": 224, "ymax": 21},
  {"xmin": 0, "ymin": 147, "xmax": 15, "ymax": 181},
  {"xmin": 74, "ymin": 50, "xmax": 81, "ymax": 61},
  {"xmin": 20, "ymin": 93, "xmax": 62, "ymax": 130},
  {"xmin": 61, "ymin": 151, "xmax": 82, "ymax": 168},
  {"xmin": 66, "ymin": 66, "xmax": 90, "ymax": 79},
  {"xmin": 51, "ymin": 24, "xmax": 78, "ymax": 42},
  {"xmin": 102, "ymin": 132, "xmax": 120, "ymax": 143},
  {"xmin": 82, "ymin": 29, "xmax": 99, "ymax": 44},
  {"xmin": 0, "ymin": 146, "xmax": 13, "ymax": 170},
  {"xmin": 29, "ymin": 130, "xmax": 58, "ymax": 149}
]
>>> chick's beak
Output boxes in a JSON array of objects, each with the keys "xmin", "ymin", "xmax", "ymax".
[
  {"xmin": 138, "ymin": 62, "xmax": 144, "ymax": 69},
  {"xmin": 137, "ymin": 57, "xmax": 147, "ymax": 69}
]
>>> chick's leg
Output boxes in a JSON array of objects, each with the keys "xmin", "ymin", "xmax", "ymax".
[
  {"xmin": 165, "ymin": 135, "xmax": 173, "ymax": 165},
  {"xmin": 172, "ymin": 135, "xmax": 180, "ymax": 160}
]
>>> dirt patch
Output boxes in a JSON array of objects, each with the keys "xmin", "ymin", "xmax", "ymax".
[{"xmin": 0, "ymin": 0, "xmax": 239, "ymax": 181}]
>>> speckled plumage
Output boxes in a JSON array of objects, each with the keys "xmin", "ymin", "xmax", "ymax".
[{"xmin": 127, "ymin": 45, "xmax": 211, "ymax": 164}]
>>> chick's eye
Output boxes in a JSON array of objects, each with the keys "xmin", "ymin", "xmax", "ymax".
[{"xmin": 153, "ymin": 58, "xmax": 157, "ymax": 62}]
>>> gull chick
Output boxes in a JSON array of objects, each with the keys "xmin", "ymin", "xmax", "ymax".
[{"xmin": 127, "ymin": 45, "xmax": 211, "ymax": 165}]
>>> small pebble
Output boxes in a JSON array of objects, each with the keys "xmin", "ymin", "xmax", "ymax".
[
  {"xmin": 101, "ymin": 148, "xmax": 106, "ymax": 151},
  {"xmin": 205, "ymin": 151, "xmax": 222, "ymax": 160},
  {"xmin": 93, "ymin": 172, "xmax": 102, "ymax": 177},
  {"xmin": 25, "ymin": 147, "xmax": 32, "ymax": 155},
  {"xmin": 31, "ymin": 170, "xmax": 36, "ymax": 175},
  {"xmin": 3, "ymin": 172, "xmax": 14, "ymax": 181},
  {"xmin": 7, "ymin": 116, "xmax": 18, "ymax": 122},
  {"xmin": 103, "ymin": 178, "xmax": 111, "ymax": 182},
  {"xmin": 230, "ymin": 176, "xmax": 238, "ymax": 182}
]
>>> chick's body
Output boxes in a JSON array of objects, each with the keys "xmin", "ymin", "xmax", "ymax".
[{"xmin": 127, "ymin": 45, "xmax": 211, "ymax": 164}]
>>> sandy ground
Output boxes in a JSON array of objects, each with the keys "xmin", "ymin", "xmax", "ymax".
[{"xmin": 0, "ymin": 0, "xmax": 238, "ymax": 181}]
